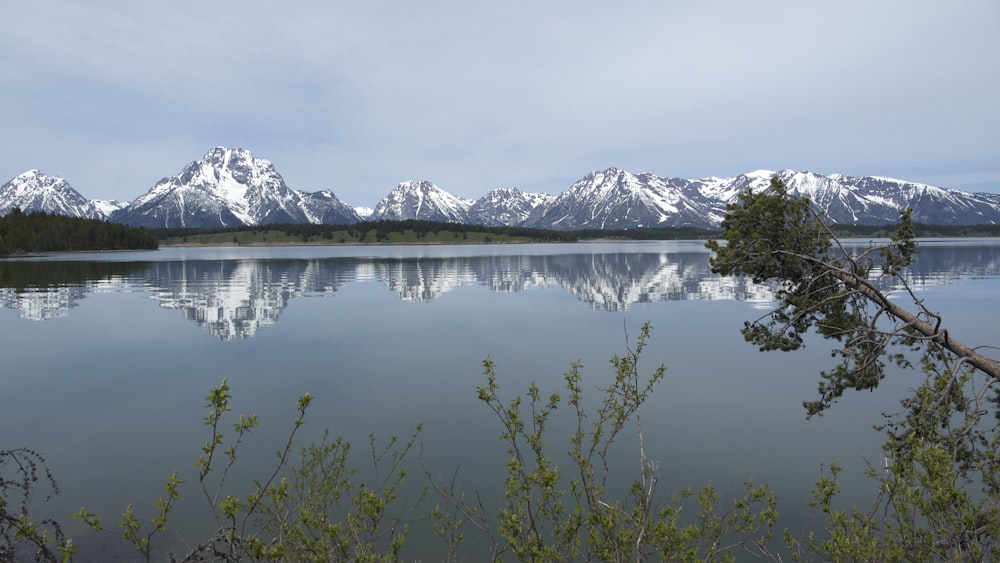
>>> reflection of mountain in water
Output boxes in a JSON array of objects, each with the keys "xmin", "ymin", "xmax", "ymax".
[
  {"xmin": 140, "ymin": 259, "xmax": 364, "ymax": 340},
  {"xmin": 372, "ymin": 253, "xmax": 778, "ymax": 311},
  {"xmin": 0, "ymin": 285, "xmax": 86, "ymax": 320},
  {"xmin": 374, "ymin": 258, "xmax": 478, "ymax": 302},
  {"xmin": 1, "ymin": 243, "xmax": 998, "ymax": 338},
  {"xmin": 143, "ymin": 261, "xmax": 309, "ymax": 340}
]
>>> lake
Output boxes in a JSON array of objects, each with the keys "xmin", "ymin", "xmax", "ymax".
[{"xmin": 2, "ymin": 239, "xmax": 999, "ymax": 559}]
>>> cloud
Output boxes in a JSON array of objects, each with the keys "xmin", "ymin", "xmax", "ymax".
[{"xmin": 1, "ymin": 0, "xmax": 997, "ymax": 206}]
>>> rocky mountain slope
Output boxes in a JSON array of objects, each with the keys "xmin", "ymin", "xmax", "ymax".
[
  {"xmin": 471, "ymin": 187, "xmax": 555, "ymax": 226},
  {"xmin": 368, "ymin": 180, "xmax": 475, "ymax": 223},
  {"xmin": 524, "ymin": 168, "xmax": 719, "ymax": 230},
  {"xmin": 0, "ymin": 170, "xmax": 125, "ymax": 220},
  {"xmin": 716, "ymin": 170, "xmax": 1000, "ymax": 226}
]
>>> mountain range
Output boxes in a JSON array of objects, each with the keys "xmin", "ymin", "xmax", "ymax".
[{"xmin": 3, "ymin": 146, "xmax": 1000, "ymax": 230}]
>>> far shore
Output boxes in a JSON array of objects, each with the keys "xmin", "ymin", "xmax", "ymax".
[{"xmin": 160, "ymin": 239, "xmax": 569, "ymax": 248}]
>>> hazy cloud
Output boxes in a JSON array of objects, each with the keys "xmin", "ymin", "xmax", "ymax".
[{"xmin": 1, "ymin": 0, "xmax": 997, "ymax": 206}]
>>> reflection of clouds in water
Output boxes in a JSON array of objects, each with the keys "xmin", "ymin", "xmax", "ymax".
[{"xmin": 2, "ymin": 242, "xmax": 999, "ymax": 337}]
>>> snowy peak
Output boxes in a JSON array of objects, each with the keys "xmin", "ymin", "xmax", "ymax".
[
  {"xmin": 300, "ymin": 189, "xmax": 362, "ymax": 225},
  {"xmin": 525, "ymin": 168, "xmax": 1000, "ymax": 230},
  {"xmin": 766, "ymin": 170, "xmax": 1000, "ymax": 225},
  {"xmin": 525, "ymin": 167, "xmax": 718, "ymax": 230},
  {"xmin": 370, "ymin": 180, "xmax": 474, "ymax": 223},
  {"xmin": 0, "ymin": 169, "xmax": 123, "ymax": 220},
  {"xmin": 471, "ymin": 187, "xmax": 554, "ymax": 226},
  {"xmin": 195, "ymin": 147, "xmax": 285, "ymax": 210},
  {"xmin": 114, "ymin": 147, "xmax": 357, "ymax": 228}
]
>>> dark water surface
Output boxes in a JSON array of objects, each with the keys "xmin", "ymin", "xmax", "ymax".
[{"xmin": 2, "ymin": 240, "xmax": 999, "ymax": 559}]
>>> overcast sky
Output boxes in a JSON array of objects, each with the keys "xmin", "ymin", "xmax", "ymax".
[{"xmin": 2, "ymin": 1, "xmax": 997, "ymax": 207}]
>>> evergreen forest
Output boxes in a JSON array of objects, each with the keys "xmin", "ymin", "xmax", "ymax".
[{"xmin": 0, "ymin": 209, "xmax": 159, "ymax": 255}]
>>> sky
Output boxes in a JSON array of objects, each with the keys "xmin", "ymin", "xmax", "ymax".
[{"xmin": 1, "ymin": 1, "xmax": 998, "ymax": 207}]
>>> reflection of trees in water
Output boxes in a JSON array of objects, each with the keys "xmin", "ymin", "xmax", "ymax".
[
  {"xmin": 0, "ymin": 260, "xmax": 149, "ymax": 290},
  {"xmin": 0, "ymin": 261, "xmax": 148, "ymax": 320},
  {"xmin": 1, "ymin": 243, "xmax": 998, "ymax": 334}
]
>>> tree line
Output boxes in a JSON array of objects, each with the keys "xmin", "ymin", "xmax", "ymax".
[
  {"xmin": 576, "ymin": 226, "xmax": 722, "ymax": 240},
  {"xmin": 154, "ymin": 219, "xmax": 579, "ymax": 243},
  {"xmin": 154, "ymin": 219, "xmax": 1000, "ymax": 244},
  {"xmin": 0, "ymin": 209, "xmax": 159, "ymax": 255},
  {"xmin": 828, "ymin": 221, "xmax": 1000, "ymax": 238}
]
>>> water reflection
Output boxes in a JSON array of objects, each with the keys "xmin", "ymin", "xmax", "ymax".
[
  {"xmin": 0, "ymin": 261, "xmax": 148, "ymax": 320},
  {"xmin": 1, "ymin": 241, "xmax": 998, "ymax": 340},
  {"xmin": 141, "ymin": 260, "xmax": 330, "ymax": 340}
]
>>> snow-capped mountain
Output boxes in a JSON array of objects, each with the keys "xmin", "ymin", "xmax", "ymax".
[
  {"xmin": 511, "ymin": 168, "xmax": 1000, "ymax": 230},
  {"xmin": 112, "ymin": 147, "xmax": 359, "ymax": 228},
  {"xmin": 708, "ymin": 170, "xmax": 1000, "ymax": 227},
  {"xmin": 470, "ymin": 187, "xmax": 554, "ymax": 226},
  {"xmin": 524, "ymin": 167, "xmax": 719, "ymax": 230},
  {"xmin": 369, "ymin": 180, "xmax": 475, "ymax": 223},
  {"xmin": 0, "ymin": 170, "xmax": 126, "ymax": 220},
  {"xmin": 88, "ymin": 198, "xmax": 130, "ymax": 219},
  {"xmin": 299, "ymin": 189, "xmax": 362, "ymax": 225},
  {"xmin": 806, "ymin": 173, "xmax": 1000, "ymax": 225}
]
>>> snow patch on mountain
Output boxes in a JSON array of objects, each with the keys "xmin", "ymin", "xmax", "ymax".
[
  {"xmin": 114, "ymin": 147, "xmax": 358, "ymax": 228},
  {"xmin": 470, "ymin": 187, "xmax": 554, "ymax": 226},
  {"xmin": 0, "ymin": 169, "xmax": 126, "ymax": 220},
  {"xmin": 525, "ymin": 167, "xmax": 720, "ymax": 230},
  {"xmin": 300, "ymin": 189, "xmax": 362, "ymax": 225},
  {"xmin": 370, "ymin": 180, "xmax": 474, "ymax": 223}
]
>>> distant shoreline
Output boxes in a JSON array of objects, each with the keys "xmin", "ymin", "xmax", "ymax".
[{"xmin": 160, "ymin": 238, "xmax": 556, "ymax": 248}]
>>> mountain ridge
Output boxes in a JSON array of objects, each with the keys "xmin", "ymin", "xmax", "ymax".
[
  {"xmin": 3, "ymin": 147, "xmax": 999, "ymax": 230},
  {"xmin": 0, "ymin": 169, "xmax": 126, "ymax": 221},
  {"xmin": 109, "ymin": 147, "xmax": 361, "ymax": 228}
]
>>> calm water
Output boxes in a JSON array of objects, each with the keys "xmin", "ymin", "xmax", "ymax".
[{"xmin": 2, "ymin": 240, "xmax": 999, "ymax": 559}]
